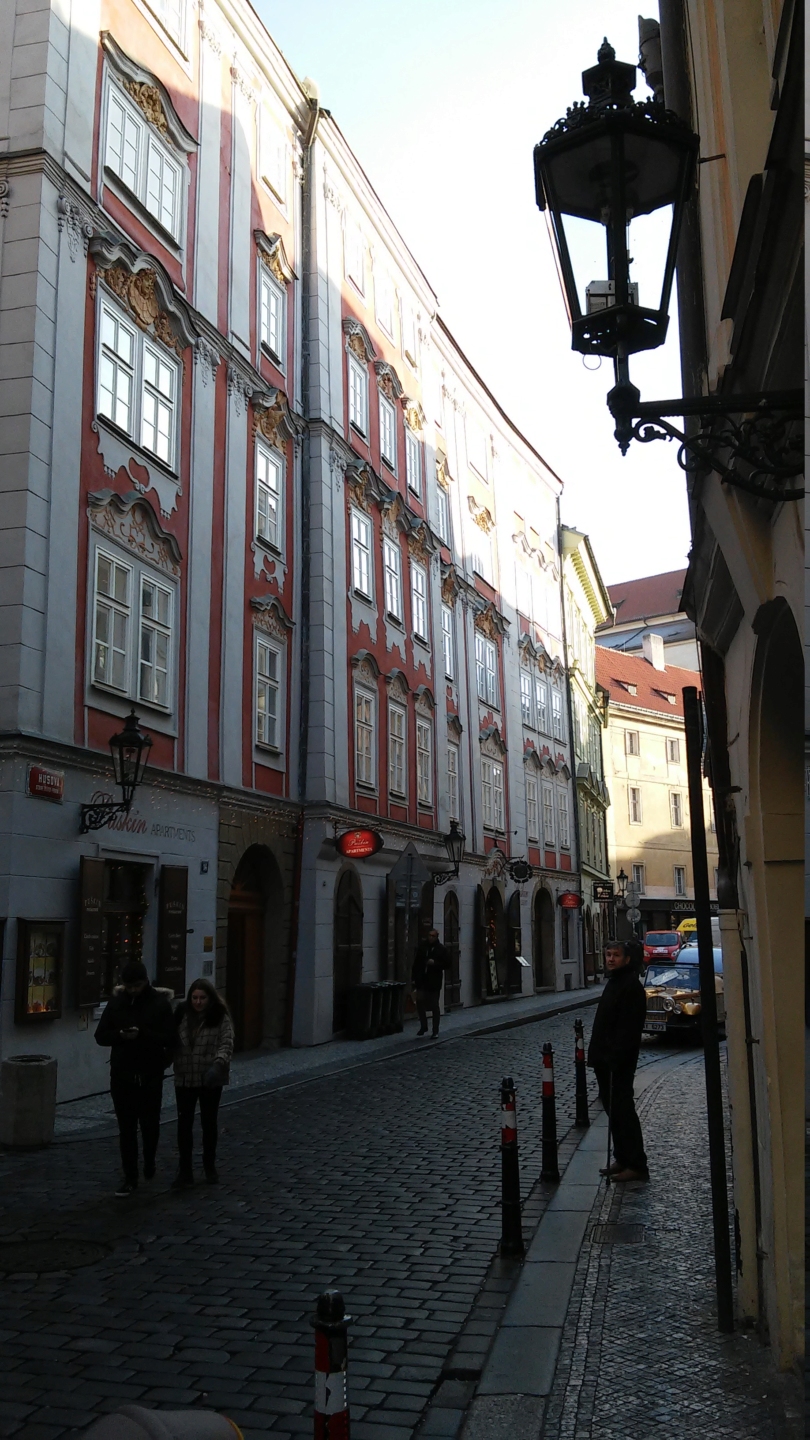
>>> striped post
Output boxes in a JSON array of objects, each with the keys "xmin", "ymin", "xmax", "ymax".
[
  {"xmin": 574, "ymin": 1019, "xmax": 590, "ymax": 1128},
  {"xmin": 312, "ymin": 1289, "xmax": 351, "ymax": 1438},
  {"xmin": 499, "ymin": 1075, "xmax": 524, "ymax": 1256},
  {"xmin": 541, "ymin": 1043, "xmax": 560, "ymax": 1182}
]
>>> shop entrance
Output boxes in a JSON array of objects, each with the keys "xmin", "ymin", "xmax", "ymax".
[
  {"xmin": 443, "ymin": 892, "xmax": 461, "ymax": 1009},
  {"xmin": 226, "ymin": 846, "xmax": 281, "ymax": 1052},
  {"xmin": 533, "ymin": 888, "xmax": 556, "ymax": 989},
  {"xmin": 481, "ymin": 886, "xmax": 510, "ymax": 997},
  {"xmin": 505, "ymin": 892, "xmax": 523, "ymax": 994},
  {"xmin": 333, "ymin": 869, "xmax": 364, "ymax": 1032}
]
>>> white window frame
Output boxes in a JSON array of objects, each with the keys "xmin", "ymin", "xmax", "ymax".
[
  {"xmin": 666, "ymin": 736, "xmax": 680, "ymax": 764},
  {"xmin": 542, "ymin": 781, "xmax": 555, "ymax": 849},
  {"xmin": 526, "ymin": 774, "xmax": 539, "ymax": 841},
  {"xmin": 552, "ymin": 686, "xmax": 564, "ymax": 740},
  {"xmin": 416, "ymin": 717, "xmax": 433, "ymax": 805},
  {"xmin": 375, "ymin": 269, "xmax": 395, "ymax": 337},
  {"xmin": 388, "ymin": 702, "xmax": 406, "ymax": 796},
  {"xmin": 143, "ymin": 0, "xmax": 186, "ymax": 48},
  {"xmin": 481, "ymin": 757, "xmax": 504, "ymax": 831},
  {"xmin": 255, "ymin": 634, "xmax": 282, "ymax": 751},
  {"xmin": 90, "ymin": 542, "xmax": 177, "ymax": 716},
  {"xmin": 471, "ymin": 530, "xmax": 494, "ymax": 584},
  {"xmin": 92, "ymin": 549, "xmax": 132, "ymax": 695},
  {"xmin": 104, "ymin": 79, "xmax": 183, "ymax": 242},
  {"xmin": 355, "ymin": 687, "xmax": 376, "ymax": 789},
  {"xmin": 674, "ymin": 865, "xmax": 687, "ymax": 897},
  {"xmin": 379, "ymin": 393, "xmax": 397, "ymax": 469},
  {"xmin": 441, "ymin": 604, "xmax": 454, "ymax": 679},
  {"xmin": 475, "ymin": 634, "xmax": 498, "ymax": 707},
  {"xmin": 259, "ymin": 106, "xmax": 287, "ymax": 204},
  {"xmin": 628, "ymin": 786, "xmax": 643, "ymax": 825},
  {"xmin": 436, "ymin": 486, "xmax": 451, "ymax": 546},
  {"xmin": 411, "ymin": 561, "xmax": 429, "ymax": 643},
  {"xmin": 405, "ymin": 427, "xmax": 422, "ymax": 496},
  {"xmin": 520, "ymin": 669, "xmax": 534, "ymax": 727},
  {"xmin": 97, "ymin": 292, "xmax": 181, "ymax": 472},
  {"xmin": 626, "ymin": 730, "xmax": 640, "ymax": 756},
  {"xmin": 259, "ymin": 265, "xmax": 286, "ymax": 367},
  {"xmin": 348, "ymin": 352, "xmax": 368, "ymax": 436},
  {"xmin": 345, "ymin": 222, "xmax": 365, "ymax": 294},
  {"xmin": 382, "ymin": 536, "xmax": 403, "ymax": 621},
  {"xmin": 447, "ymin": 743, "xmax": 460, "ymax": 821},
  {"xmin": 670, "ymin": 791, "xmax": 684, "ymax": 828},
  {"xmin": 632, "ymin": 863, "xmax": 645, "ymax": 893},
  {"xmin": 351, "ymin": 509, "xmax": 373, "ymax": 600},
  {"xmin": 535, "ymin": 678, "xmax": 548, "ymax": 733},
  {"xmin": 558, "ymin": 789, "xmax": 570, "ymax": 849},
  {"xmin": 138, "ymin": 573, "xmax": 173, "ymax": 709},
  {"xmin": 255, "ymin": 443, "xmax": 283, "ymax": 552},
  {"xmin": 467, "ymin": 419, "xmax": 488, "ymax": 480}
]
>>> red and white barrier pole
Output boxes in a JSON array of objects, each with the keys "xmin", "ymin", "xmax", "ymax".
[
  {"xmin": 499, "ymin": 1075, "xmax": 524, "ymax": 1256},
  {"xmin": 541, "ymin": 1042, "xmax": 560, "ymax": 1181},
  {"xmin": 313, "ymin": 1289, "xmax": 351, "ymax": 1438}
]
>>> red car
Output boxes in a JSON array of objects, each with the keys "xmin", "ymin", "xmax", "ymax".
[{"xmin": 643, "ymin": 930, "xmax": 681, "ymax": 962}]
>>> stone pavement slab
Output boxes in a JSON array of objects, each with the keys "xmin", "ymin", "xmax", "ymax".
[{"xmin": 476, "ymin": 1326, "xmax": 560, "ymax": 1396}]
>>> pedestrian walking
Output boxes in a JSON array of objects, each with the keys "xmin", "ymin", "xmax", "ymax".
[
  {"xmin": 411, "ymin": 929, "xmax": 450, "ymax": 1038},
  {"xmin": 172, "ymin": 978, "xmax": 234, "ymax": 1187},
  {"xmin": 587, "ymin": 938, "xmax": 649, "ymax": 1181},
  {"xmin": 94, "ymin": 960, "xmax": 176, "ymax": 1197}
]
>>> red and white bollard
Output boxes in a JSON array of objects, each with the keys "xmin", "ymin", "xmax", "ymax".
[
  {"xmin": 312, "ymin": 1289, "xmax": 351, "ymax": 1438},
  {"xmin": 499, "ymin": 1075, "xmax": 524, "ymax": 1256},
  {"xmin": 541, "ymin": 1042, "xmax": 560, "ymax": 1181}
]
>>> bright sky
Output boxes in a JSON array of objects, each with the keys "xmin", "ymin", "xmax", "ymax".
[{"xmin": 254, "ymin": 0, "xmax": 692, "ymax": 587}]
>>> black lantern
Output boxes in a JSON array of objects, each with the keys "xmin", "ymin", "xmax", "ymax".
[
  {"xmin": 534, "ymin": 39, "xmax": 698, "ymax": 361},
  {"xmin": 443, "ymin": 820, "xmax": 465, "ymax": 876},
  {"xmin": 80, "ymin": 710, "xmax": 152, "ymax": 832},
  {"xmin": 616, "ymin": 868, "xmax": 629, "ymax": 900}
]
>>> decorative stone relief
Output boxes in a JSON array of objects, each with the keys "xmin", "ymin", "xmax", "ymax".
[
  {"xmin": 193, "ymin": 335, "xmax": 221, "ymax": 386},
  {"xmin": 250, "ymin": 594, "xmax": 293, "ymax": 641},
  {"xmin": 251, "ymin": 541, "xmax": 287, "ymax": 587},
  {"xmin": 381, "ymin": 493, "xmax": 407, "ymax": 539},
  {"xmin": 88, "ymin": 489, "xmax": 181, "ymax": 575},
  {"xmin": 441, "ymin": 565, "xmax": 460, "ymax": 604},
  {"xmin": 323, "ymin": 177, "xmax": 345, "ymax": 213},
  {"xmin": 386, "ymin": 671, "xmax": 409, "ymax": 700},
  {"xmin": 343, "ymin": 315, "xmax": 376, "ymax": 362},
  {"xmin": 407, "ymin": 525, "xmax": 432, "ymax": 566},
  {"xmin": 254, "ymin": 229, "xmax": 295, "ymax": 286},
  {"xmin": 447, "ymin": 714, "xmax": 463, "ymax": 740},
  {"xmin": 57, "ymin": 195, "xmax": 94, "ymax": 261},
  {"xmin": 330, "ymin": 447, "xmax": 349, "ymax": 491},
  {"xmin": 350, "ymin": 653, "xmax": 380, "ymax": 687},
  {"xmin": 198, "ymin": 16, "xmax": 223, "ymax": 54},
  {"xmin": 481, "ymin": 727, "xmax": 507, "ymax": 759},
  {"xmin": 414, "ymin": 685, "xmax": 435, "ymax": 715},
  {"xmin": 0, "ymin": 180, "xmax": 9, "ymax": 219},
  {"xmin": 227, "ymin": 365, "xmax": 253, "ymax": 416},
  {"xmin": 91, "ymin": 420, "xmax": 180, "ymax": 517},
  {"xmin": 468, "ymin": 494, "xmax": 495, "ymax": 533},
  {"xmin": 436, "ymin": 454, "xmax": 451, "ymax": 489},
  {"xmin": 124, "ymin": 80, "xmax": 170, "ymax": 138},
  {"xmin": 254, "ymin": 392, "xmax": 302, "ymax": 447},
  {"xmin": 403, "ymin": 400, "xmax": 425, "ymax": 433},
  {"xmin": 474, "ymin": 602, "xmax": 507, "ymax": 641},
  {"xmin": 374, "ymin": 361, "xmax": 404, "ymax": 399},
  {"xmin": 101, "ymin": 264, "xmax": 186, "ymax": 356}
]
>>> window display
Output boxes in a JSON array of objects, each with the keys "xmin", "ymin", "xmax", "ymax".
[{"xmin": 15, "ymin": 920, "xmax": 64, "ymax": 1022}]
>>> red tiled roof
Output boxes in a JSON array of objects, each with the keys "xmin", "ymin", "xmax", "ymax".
[
  {"xmin": 595, "ymin": 646, "xmax": 701, "ymax": 718},
  {"xmin": 601, "ymin": 569, "xmax": 687, "ymax": 626}
]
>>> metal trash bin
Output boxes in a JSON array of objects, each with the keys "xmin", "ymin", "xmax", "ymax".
[
  {"xmin": 347, "ymin": 984, "xmax": 376, "ymax": 1040},
  {"xmin": 389, "ymin": 981, "xmax": 407, "ymax": 1033},
  {"xmin": 0, "ymin": 1054, "xmax": 57, "ymax": 1149},
  {"xmin": 376, "ymin": 983, "xmax": 393, "ymax": 1035},
  {"xmin": 83, "ymin": 1404, "xmax": 242, "ymax": 1438}
]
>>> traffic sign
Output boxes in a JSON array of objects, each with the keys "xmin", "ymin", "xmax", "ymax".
[
  {"xmin": 625, "ymin": 883, "xmax": 641, "ymax": 904},
  {"xmin": 627, "ymin": 906, "xmax": 642, "ymax": 922}
]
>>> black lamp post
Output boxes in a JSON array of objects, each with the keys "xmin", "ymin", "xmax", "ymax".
[
  {"xmin": 616, "ymin": 867, "xmax": 629, "ymax": 901},
  {"xmin": 433, "ymin": 819, "xmax": 466, "ymax": 885},
  {"xmin": 80, "ymin": 709, "xmax": 153, "ymax": 833},
  {"xmin": 534, "ymin": 40, "xmax": 802, "ymax": 501}
]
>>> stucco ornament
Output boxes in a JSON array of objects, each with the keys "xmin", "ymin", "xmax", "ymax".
[
  {"xmin": 468, "ymin": 495, "xmax": 495, "ymax": 533},
  {"xmin": 403, "ymin": 401, "xmax": 425, "ymax": 433},
  {"xmin": 343, "ymin": 316, "xmax": 376, "ymax": 361},
  {"xmin": 0, "ymin": 180, "xmax": 9, "ymax": 219},
  {"xmin": 57, "ymin": 195, "xmax": 94, "ymax": 261},
  {"xmin": 475, "ymin": 602, "xmax": 508, "ymax": 641},
  {"xmin": 407, "ymin": 526, "xmax": 432, "ymax": 566},
  {"xmin": 251, "ymin": 595, "xmax": 293, "ymax": 641},
  {"xmin": 88, "ymin": 490, "xmax": 181, "ymax": 576},
  {"xmin": 124, "ymin": 80, "xmax": 170, "ymax": 138},
  {"xmin": 253, "ymin": 390, "xmax": 303, "ymax": 448},
  {"xmin": 254, "ymin": 230, "xmax": 296, "ymax": 287},
  {"xmin": 102, "ymin": 264, "xmax": 185, "ymax": 355}
]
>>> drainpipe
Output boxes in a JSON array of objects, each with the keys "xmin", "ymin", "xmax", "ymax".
[
  {"xmin": 298, "ymin": 93, "xmax": 323, "ymax": 805},
  {"xmin": 557, "ymin": 503, "xmax": 584, "ymax": 988}
]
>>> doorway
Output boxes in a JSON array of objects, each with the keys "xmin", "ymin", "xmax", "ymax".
[
  {"xmin": 443, "ymin": 892, "xmax": 461, "ymax": 1009},
  {"xmin": 505, "ymin": 892, "xmax": 523, "ymax": 994},
  {"xmin": 533, "ymin": 888, "xmax": 556, "ymax": 989},
  {"xmin": 333, "ymin": 869, "xmax": 364, "ymax": 1032},
  {"xmin": 226, "ymin": 849, "xmax": 266, "ymax": 1052},
  {"xmin": 482, "ymin": 886, "xmax": 509, "ymax": 996}
]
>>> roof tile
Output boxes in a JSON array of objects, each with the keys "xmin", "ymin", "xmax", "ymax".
[{"xmin": 595, "ymin": 646, "xmax": 701, "ymax": 718}]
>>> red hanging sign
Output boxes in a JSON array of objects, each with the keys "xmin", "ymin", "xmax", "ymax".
[
  {"xmin": 336, "ymin": 828, "xmax": 384, "ymax": 859},
  {"xmin": 558, "ymin": 891, "xmax": 582, "ymax": 909}
]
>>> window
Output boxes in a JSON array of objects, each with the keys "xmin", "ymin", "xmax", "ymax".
[
  {"xmin": 475, "ymin": 634, "xmax": 498, "ymax": 706},
  {"xmin": 388, "ymin": 703, "xmax": 406, "ymax": 795},
  {"xmin": 402, "ymin": 307, "xmax": 418, "ymax": 366},
  {"xmin": 351, "ymin": 511, "xmax": 373, "ymax": 598},
  {"xmin": 106, "ymin": 85, "xmax": 182, "ymax": 239},
  {"xmin": 632, "ymin": 864, "xmax": 645, "ymax": 893},
  {"xmin": 256, "ymin": 445, "xmax": 282, "ymax": 550},
  {"xmin": 535, "ymin": 678, "xmax": 548, "ymax": 732},
  {"xmin": 416, "ymin": 718, "xmax": 432, "ymax": 804},
  {"xmin": 375, "ymin": 270, "xmax": 395, "ymax": 337},
  {"xmin": 674, "ymin": 865, "xmax": 686, "ymax": 897},
  {"xmin": 467, "ymin": 419, "xmax": 488, "ymax": 479},
  {"xmin": 520, "ymin": 670, "xmax": 533, "ymax": 726},
  {"xmin": 552, "ymin": 686, "xmax": 564, "ymax": 740},
  {"xmin": 626, "ymin": 730, "xmax": 640, "ymax": 756},
  {"xmin": 255, "ymin": 638, "xmax": 280, "ymax": 748},
  {"xmin": 481, "ymin": 758, "xmax": 504, "ymax": 830},
  {"xmin": 441, "ymin": 604, "xmax": 454, "ymax": 679},
  {"xmin": 382, "ymin": 537, "xmax": 402, "ymax": 620},
  {"xmin": 260, "ymin": 108, "xmax": 287, "ymax": 202},
  {"xmin": 526, "ymin": 774, "xmax": 539, "ymax": 840},
  {"xmin": 355, "ymin": 689, "xmax": 375, "ymax": 787},
  {"xmin": 670, "ymin": 791, "xmax": 684, "ymax": 828},
  {"xmin": 471, "ymin": 530, "xmax": 494, "ymax": 584},
  {"xmin": 436, "ymin": 486, "xmax": 451, "ymax": 546},
  {"xmin": 98, "ymin": 298, "xmax": 180, "ymax": 470},
  {"xmin": 259, "ymin": 268, "xmax": 285, "ymax": 365},
  {"xmin": 345, "ymin": 223, "xmax": 365, "ymax": 293},
  {"xmin": 411, "ymin": 562, "xmax": 428, "ymax": 642},
  {"xmin": 558, "ymin": 790, "xmax": 570, "ymax": 848},
  {"xmin": 145, "ymin": 0, "xmax": 185, "ymax": 44},
  {"xmin": 542, "ymin": 782, "xmax": 555, "ymax": 848},
  {"xmin": 629, "ymin": 786, "xmax": 642, "ymax": 824},
  {"xmin": 447, "ymin": 744, "xmax": 460, "ymax": 821},
  {"xmin": 379, "ymin": 394, "xmax": 397, "ymax": 469},
  {"xmin": 348, "ymin": 353, "xmax": 368, "ymax": 435},
  {"xmin": 666, "ymin": 736, "xmax": 680, "ymax": 764},
  {"xmin": 405, "ymin": 428, "xmax": 422, "ymax": 495},
  {"xmin": 93, "ymin": 551, "xmax": 131, "ymax": 691},
  {"xmin": 139, "ymin": 576, "xmax": 172, "ymax": 707}
]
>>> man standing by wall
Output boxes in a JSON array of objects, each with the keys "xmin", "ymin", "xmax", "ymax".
[
  {"xmin": 412, "ymin": 930, "xmax": 450, "ymax": 1038},
  {"xmin": 587, "ymin": 939, "xmax": 648, "ymax": 1181}
]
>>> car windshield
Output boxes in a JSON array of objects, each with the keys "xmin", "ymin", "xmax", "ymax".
[
  {"xmin": 645, "ymin": 965, "xmax": 701, "ymax": 989},
  {"xmin": 645, "ymin": 933, "xmax": 679, "ymax": 947}
]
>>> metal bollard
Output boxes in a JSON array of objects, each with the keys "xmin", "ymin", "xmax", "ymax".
[
  {"xmin": 312, "ymin": 1288, "xmax": 351, "ymax": 1438},
  {"xmin": 574, "ymin": 1019, "xmax": 590, "ymax": 1128},
  {"xmin": 499, "ymin": 1075, "xmax": 524, "ymax": 1256},
  {"xmin": 540, "ymin": 1043, "xmax": 560, "ymax": 1182}
]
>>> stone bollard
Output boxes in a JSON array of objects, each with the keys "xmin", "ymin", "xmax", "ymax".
[
  {"xmin": 312, "ymin": 1288, "xmax": 351, "ymax": 1437},
  {"xmin": 574, "ymin": 1019, "xmax": 590, "ymax": 1128},
  {"xmin": 0, "ymin": 1055, "xmax": 57, "ymax": 1148},
  {"xmin": 540, "ymin": 1042, "xmax": 560, "ymax": 1182},
  {"xmin": 499, "ymin": 1075, "xmax": 525, "ymax": 1257},
  {"xmin": 83, "ymin": 1404, "xmax": 242, "ymax": 1437}
]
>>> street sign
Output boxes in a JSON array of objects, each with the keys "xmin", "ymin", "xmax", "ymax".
[
  {"xmin": 336, "ymin": 828, "xmax": 383, "ymax": 859},
  {"xmin": 625, "ymin": 883, "xmax": 641, "ymax": 904},
  {"xmin": 558, "ymin": 891, "xmax": 582, "ymax": 909},
  {"xmin": 627, "ymin": 906, "xmax": 642, "ymax": 922},
  {"xmin": 593, "ymin": 881, "xmax": 614, "ymax": 902}
]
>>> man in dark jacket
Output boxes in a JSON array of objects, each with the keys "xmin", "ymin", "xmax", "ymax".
[
  {"xmin": 412, "ymin": 930, "xmax": 450, "ymax": 1038},
  {"xmin": 95, "ymin": 960, "xmax": 176, "ymax": 1196},
  {"xmin": 587, "ymin": 939, "xmax": 648, "ymax": 1181}
]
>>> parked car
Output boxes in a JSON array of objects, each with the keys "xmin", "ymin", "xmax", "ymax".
[
  {"xmin": 643, "ymin": 948, "xmax": 725, "ymax": 1038},
  {"xmin": 642, "ymin": 930, "xmax": 682, "ymax": 963}
]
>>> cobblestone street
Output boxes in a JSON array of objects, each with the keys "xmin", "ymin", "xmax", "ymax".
[{"xmin": 0, "ymin": 1008, "xmax": 602, "ymax": 1440}]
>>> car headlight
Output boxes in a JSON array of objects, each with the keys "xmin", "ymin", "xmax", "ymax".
[
  {"xmin": 672, "ymin": 1003, "xmax": 682, "ymax": 1014},
  {"xmin": 662, "ymin": 996, "xmax": 674, "ymax": 1012}
]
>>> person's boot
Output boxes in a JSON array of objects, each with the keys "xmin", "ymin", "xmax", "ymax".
[
  {"xmin": 171, "ymin": 1166, "xmax": 194, "ymax": 1190},
  {"xmin": 203, "ymin": 1163, "xmax": 219, "ymax": 1184},
  {"xmin": 115, "ymin": 1177, "xmax": 138, "ymax": 1197},
  {"xmin": 143, "ymin": 1158, "xmax": 156, "ymax": 1180}
]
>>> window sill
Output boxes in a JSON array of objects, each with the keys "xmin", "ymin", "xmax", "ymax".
[
  {"xmin": 386, "ymin": 613, "xmax": 404, "ymax": 628},
  {"xmin": 260, "ymin": 341, "xmax": 285, "ymax": 372},
  {"xmin": 355, "ymin": 783, "xmax": 378, "ymax": 795},
  {"xmin": 256, "ymin": 743, "xmax": 283, "ymax": 758},
  {"xmin": 381, "ymin": 457, "xmax": 397, "ymax": 474},
  {"xmin": 102, "ymin": 168, "xmax": 184, "ymax": 259},
  {"xmin": 389, "ymin": 790, "xmax": 406, "ymax": 801},
  {"xmin": 353, "ymin": 589, "xmax": 374, "ymax": 606},
  {"xmin": 350, "ymin": 422, "xmax": 369, "ymax": 441},
  {"xmin": 254, "ymin": 535, "xmax": 283, "ymax": 559},
  {"xmin": 413, "ymin": 634, "xmax": 430, "ymax": 648},
  {"xmin": 87, "ymin": 684, "xmax": 177, "ymax": 734},
  {"xmin": 407, "ymin": 484, "xmax": 423, "ymax": 500}
]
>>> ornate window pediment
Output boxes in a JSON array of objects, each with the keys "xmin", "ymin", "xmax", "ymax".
[
  {"xmin": 90, "ymin": 235, "xmax": 197, "ymax": 352},
  {"xmin": 346, "ymin": 462, "xmax": 385, "ymax": 513},
  {"xmin": 475, "ymin": 601, "xmax": 508, "ymax": 640},
  {"xmin": 436, "ymin": 453, "xmax": 452, "ymax": 489},
  {"xmin": 407, "ymin": 524, "xmax": 435, "ymax": 566},
  {"xmin": 447, "ymin": 713, "xmax": 463, "ymax": 739},
  {"xmin": 351, "ymin": 650, "xmax": 381, "ymax": 686},
  {"xmin": 480, "ymin": 725, "xmax": 506, "ymax": 759},
  {"xmin": 403, "ymin": 399, "xmax": 426, "ymax": 433},
  {"xmin": 254, "ymin": 229, "xmax": 296, "ymax": 286},
  {"xmin": 251, "ymin": 594, "xmax": 294, "ymax": 640},
  {"xmin": 374, "ymin": 360, "xmax": 404, "ymax": 399},
  {"xmin": 88, "ymin": 489, "xmax": 181, "ymax": 576},
  {"xmin": 343, "ymin": 316, "xmax": 376, "ymax": 362},
  {"xmin": 385, "ymin": 669, "xmax": 410, "ymax": 699},
  {"xmin": 101, "ymin": 33, "xmax": 197, "ymax": 154},
  {"xmin": 441, "ymin": 563, "xmax": 460, "ymax": 604},
  {"xmin": 524, "ymin": 745, "xmax": 543, "ymax": 772},
  {"xmin": 253, "ymin": 389, "xmax": 304, "ymax": 447},
  {"xmin": 467, "ymin": 494, "xmax": 495, "ymax": 533},
  {"xmin": 381, "ymin": 492, "xmax": 409, "ymax": 538},
  {"xmin": 414, "ymin": 685, "xmax": 435, "ymax": 714}
]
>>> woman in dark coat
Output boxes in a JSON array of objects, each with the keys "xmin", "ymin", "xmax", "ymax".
[
  {"xmin": 172, "ymin": 978, "xmax": 234, "ymax": 1187},
  {"xmin": 587, "ymin": 939, "xmax": 649, "ymax": 1181}
]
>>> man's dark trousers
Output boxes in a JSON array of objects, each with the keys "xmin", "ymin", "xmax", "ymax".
[
  {"xmin": 110, "ymin": 1076, "xmax": 164, "ymax": 1181},
  {"xmin": 415, "ymin": 991, "xmax": 441, "ymax": 1036},
  {"xmin": 593, "ymin": 1064, "xmax": 647, "ymax": 1173}
]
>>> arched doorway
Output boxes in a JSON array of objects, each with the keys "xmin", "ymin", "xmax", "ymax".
[
  {"xmin": 227, "ymin": 845, "xmax": 283, "ymax": 1052},
  {"xmin": 584, "ymin": 906, "xmax": 595, "ymax": 981},
  {"xmin": 482, "ymin": 886, "xmax": 509, "ymax": 996},
  {"xmin": 333, "ymin": 869, "xmax": 364, "ymax": 1032},
  {"xmin": 443, "ymin": 892, "xmax": 461, "ymax": 1009},
  {"xmin": 533, "ymin": 888, "xmax": 556, "ymax": 990},
  {"xmin": 506, "ymin": 892, "xmax": 523, "ymax": 994}
]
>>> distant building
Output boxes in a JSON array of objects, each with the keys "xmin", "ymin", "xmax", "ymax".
[
  {"xmin": 596, "ymin": 570, "xmax": 698, "ymax": 670},
  {"xmin": 596, "ymin": 640, "xmax": 718, "ymax": 935}
]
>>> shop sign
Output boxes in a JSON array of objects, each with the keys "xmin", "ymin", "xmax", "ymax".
[
  {"xmin": 336, "ymin": 828, "xmax": 384, "ymax": 859},
  {"xmin": 558, "ymin": 891, "xmax": 582, "ymax": 909},
  {"xmin": 593, "ymin": 881, "xmax": 614, "ymax": 902},
  {"xmin": 27, "ymin": 765, "xmax": 64, "ymax": 802}
]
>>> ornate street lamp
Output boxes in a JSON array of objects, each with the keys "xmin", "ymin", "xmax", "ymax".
[
  {"xmin": 433, "ymin": 820, "xmax": 466, "ymax": 885},
  {"xmin": 80, "ymin": 710, "xmax": 153, "ymax": 833},
  {"xmin": 534, "ymin": 40, "xmax": 802, "ymax": 502},
  {"xmin": 616, "ymin": 868, "xmax": 629, "ymax": 901}
]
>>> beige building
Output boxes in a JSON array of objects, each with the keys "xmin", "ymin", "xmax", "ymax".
[{"xmin": 596, "ymin": 639, "xmax": 718, "ymax": 932}]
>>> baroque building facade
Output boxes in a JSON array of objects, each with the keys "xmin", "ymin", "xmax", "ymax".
[{"xmin": 0, "ymin": 0, "xmax": 583, "ymax": 1094}]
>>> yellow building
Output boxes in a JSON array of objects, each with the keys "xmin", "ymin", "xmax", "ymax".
[{"xmin": 596, "ymin": 640, "xmax": 718, "ymax": 932}]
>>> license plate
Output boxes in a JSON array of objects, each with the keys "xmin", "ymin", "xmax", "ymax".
[{"xmin": 646, "ymin": 1021, "xmax": 667, "ymax": 1032}]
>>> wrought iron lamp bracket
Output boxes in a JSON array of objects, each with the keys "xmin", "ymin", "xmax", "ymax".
[
  {"xmin": 431, "ymin": 868, "xmax": 458, "ymax": 887},
  {"xmin": 80, "ymin": 800, "xmax": 129, "ymax": 834}
]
